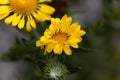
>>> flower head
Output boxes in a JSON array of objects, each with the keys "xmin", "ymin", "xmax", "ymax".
[
  {"xmin": 36, "ymin": 15, "xmax": 86, "ymax": 55},
  {"xmin": 44, "ymin": 61, "xmax": 68, "ymax": 80},
  {"xmin": 0, "ymin": 0, "xmax": 55, "ymax": 31}
]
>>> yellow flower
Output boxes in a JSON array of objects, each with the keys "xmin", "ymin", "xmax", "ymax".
[
  {"xmin": 0, "ymin": 0, "xmax": 55, "ymax": 31},
  {"xmin": 36, "ymin": 15, "xmax": 86, "ymax": 55}
]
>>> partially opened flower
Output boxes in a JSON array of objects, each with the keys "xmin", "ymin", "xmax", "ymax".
[
  {"xmin": 36, "ymin": 15, "xmax": 86, "ymax": 55},
  {"xmin": 44, "ymin": 61, "xmax": 68, "ymax": 80},
  {"xmin": 0, "ymin": 0, "xmax": 55, "ymax": 31}
]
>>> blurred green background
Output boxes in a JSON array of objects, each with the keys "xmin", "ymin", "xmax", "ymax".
[{"xmin": 1, "ymin": 0, "xmax": 120, "ymax": 80}]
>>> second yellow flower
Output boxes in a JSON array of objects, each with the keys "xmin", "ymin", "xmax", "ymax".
[{"xmin": 0, "ymin": 0, "xmax": 55, "ymax": 31}]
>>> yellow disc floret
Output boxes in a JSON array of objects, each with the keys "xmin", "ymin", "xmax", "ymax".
[
  {"xmin": 10, "ymin": 0, "xmax": 37, "ymax": 15},
  {"xmin": 52, "ymin": 33, "xmax": 68, "ymax": 44}
]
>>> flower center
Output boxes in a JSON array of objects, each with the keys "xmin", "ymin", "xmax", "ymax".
[
  {"xmin": 52, "ymin": 33, "xmax": 68, "ymax": 43},
  {"xmin": 9, "ymin": 0, "xmax": 37, "ymax": 15}
]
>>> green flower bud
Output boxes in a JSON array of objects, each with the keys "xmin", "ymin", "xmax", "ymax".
[{"xmin": 44, "ymin": 61, "xmax": 68, "ymax": 80}]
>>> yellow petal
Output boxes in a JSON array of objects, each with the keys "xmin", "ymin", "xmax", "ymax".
[
  {"xmin": 60, "ymin": 15, "xmax": 72, "ymax": 32},
  {"xmin": 18, "ymin": 17, "xmax": 25, "ymax": 29},
  {"xmin": 0, "ymin": 6, "xmax": 10, "ymax": 14},
  {"xmin": 40, "ymin": 36, "xmax": 50, "ymax": 45},
  {"xmin": 12, "ymin": 15, "xmax": 22, "ymax": 27},
  {"xmin": 29, "ymin": 18, "xmax": 36, "ymax": 29},
  {"xmin": 61, "ymin": 15, "xmax": 68, "ymax": 19},
  {"xmin": 70, "ymin": 31, "xmax": 80, "ymax": 38},
  {"xmin": 69, "ymin": 37, "xmax": 82, "ymax": 43},
  {"xmin": 53, "ymin": 44, "xmax": 63, "ymax": 55},
  {"xmin": 38, "ymin": 0, "xmax": 51, "ymax": 2},
  {"xmin": 51, "ymin": 18, "xmax": 60, "ymax": 25},
  {"xmin": 67, "ymin": 22, "xmax": 80, "ymax": 34},
  {"xmin": 36, "ymin": 40, "xmax": 41, "ymax": 47},
  {"xmin": 49, "ymin": 25, "xmax": 56, "ymax": 34},
  {"xmin": 61, "ymin": 15, "xmax": 71, "ymax": 23},
  {"xmin": 70, "ymin": 43, "xmax": 78, "ymax": 48},
  {"xmin": 70, "ymin": 30, "xmax": 86, "ymax": 39},
  {"xmin": 66, "ymin": 38, "xmax": 82, "ymax": 48},
  {"xmin": 46, "ymin": 43, "xmax": 54, "ymax": 53},
  {"xmin": 49, "ymin": 18, "xmax": 60, "ymax": 33},
  {"xmin": 39, "ymin": 12, "xmax": 51, "ymax": 20},
  {"xmin": 26, "ymin": 21, "xmax": 31, "ymax": 32},
  {"xmin": 65, "ymin": 40, "xmax": 78, "ymax": 48},
  {"xmin": 40, "ymin": 36, "xmax": 47, "ymax": 42},
  {"xmin": 40, "ymin": 4, "xmax": 55, "ymax": 14},
  {"xmin": 44, "ymin": 29, "xmax": 51, "ymax": 38},
  {"xmin": 63, "ymin": 45, "xmax": 72, "ymax": 55},
  {"xmin": 32, "ymin": 12, "xmax": 43, "ymax": 21},
  {"xmin": 0, "ymin": 0, "xmax": 9, "ymax": 4},
  {"xmin": 61, "ymin": 15, "xmax": 72, "ymax": 24},
  {"xmin": 33, "ymin": 11, "xmax": 51, "ymax": 21},
  {"xmin": 0, "ymin": 12, "xmax": 9, "ymax": 20},
  {"xmin": 36, "ymin": 40, "xmax": 44, "ymax": 49},
  {"xmin": 5, "ymin": 13, "xmax": 17, "ymax": 24},
  {"xmin": 70, "ymin": 22, "xmax": 81, "ymax": 31},
  {"xmin": 80, "ymin": 30, "xmax": 86, "ymax": 36},
  {"xmin": 32, "ymin": 12, "xmax": 39, "ymax": 21}
]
